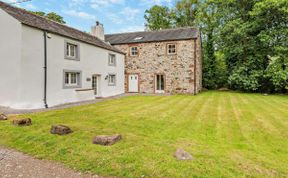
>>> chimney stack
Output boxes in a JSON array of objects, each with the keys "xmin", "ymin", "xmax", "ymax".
[{"xmin": 91, "ymin": 21, "xmax": 105, "ymax": 41}]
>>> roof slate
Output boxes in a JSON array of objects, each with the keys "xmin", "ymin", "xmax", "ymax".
[
  {"xmin": 0, "ymin": 1, "xmax": 124, "ymax": 54},
  {"xmin": 105, "ymin": 27, "xmax": 199, "ymax": 45}
]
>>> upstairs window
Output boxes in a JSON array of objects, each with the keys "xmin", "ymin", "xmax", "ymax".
[
  {"xmin": 65, "ymin": 41, "xmax": 79, "ymax": 60},
  {"xmin": 108, "ymin": 54, "xmax": 116, "ymax": 66},
  {"xmin": 130, "ymin": 46, "xmax": 138, "ymax": 56},
  {"xmin": 167, "ymin": 43, "xmax": 176, "ymax": 55},
  {"xmin": 64, "ymin": 71, "xmax": 81, "ymax": 88},
  {"xmin": 108, "ymin": 74, "xmax": 116, "ymax": 86}
]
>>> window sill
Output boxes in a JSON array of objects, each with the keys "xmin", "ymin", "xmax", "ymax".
[
  {"xmin": 64, "ymin": 56, "xmax": 80, "ymax": 61},
  {"xmin": 63, "ymin": 85, "xmax": 81, "ymax": 89},
  {"xmin": 75, "ymin": 88, "xmax": 94, "ymax": 92}
]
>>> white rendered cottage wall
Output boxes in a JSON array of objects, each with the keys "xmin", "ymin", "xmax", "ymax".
[
  {"xmin": 0, "ymin": 9, "xmax": 22, "ymax": 107},
  {"xmin": 18, "ymin": 25, "xmax": 124, "ymax": 109}
]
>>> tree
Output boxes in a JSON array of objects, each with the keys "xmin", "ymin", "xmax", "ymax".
[
  {"xmin": 174, "ymin": 0, "xmax": 199, "ymax": 27},
  {"xmin": 30, "ymin": 11, "xmax": 66, "ymax": 24},
  {"xmin": 218, "ymin": 0, "xmax": 288, "ymax": 92},
  {"xmin": 144, "ymin": 5, "xmax": 174, "ymax": 30},
  {"xmin": 46, "ymin": 12, "xmax": 65, "ymax": 24}
]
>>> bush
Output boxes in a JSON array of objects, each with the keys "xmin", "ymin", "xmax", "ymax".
[
  {"xmin": 264, "ymin": 56, "xmax": 288, "ymax": 93},
  {"xmin": 228, "ymin": 67, "xmax": 262, "ymax": 92}
]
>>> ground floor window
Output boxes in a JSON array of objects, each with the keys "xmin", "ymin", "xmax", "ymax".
[
  {"xmin": 108, "ymin": 74, "xmax": 116, "ymax": 86},
  {"xmin": 156, "ymin": 74, "xmax": 165, "ymax": 92},
  {"xmin": 64, "ymin": 71, "xmax": 81, "ymax": 88}
]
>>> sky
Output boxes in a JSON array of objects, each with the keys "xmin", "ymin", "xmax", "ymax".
[{"xmin": 3, "ymin": 0, "xmax": 175, "ymax": 34}]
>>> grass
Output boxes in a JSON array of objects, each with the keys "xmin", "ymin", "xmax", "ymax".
[{"xmin": 0, "ymin": 91, "xmax": 287, "ymax": 177}]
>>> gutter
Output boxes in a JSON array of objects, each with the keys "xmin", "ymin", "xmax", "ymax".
[
  {"xmin": 194, "ymin": 39, "xmax": 197, "ymax": 95},
  {"xmin": 43, "ymin": 31, "xmax": 48, "ymax": 108}
]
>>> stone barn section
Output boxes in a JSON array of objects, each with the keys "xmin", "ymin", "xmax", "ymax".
[{"xmin": 105, "ymin": 27, "xmax": 202, "ymax": 95}]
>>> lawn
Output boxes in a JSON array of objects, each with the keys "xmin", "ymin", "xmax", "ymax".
[{"xmin": 0, "ymin": 91, "xmax": 287, "ymax": 177}]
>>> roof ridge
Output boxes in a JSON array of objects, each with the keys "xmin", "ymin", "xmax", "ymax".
[
  {"xmin": 105, "ymin": 26, "xmax": 198, "ymax": 36},
  {"xmin": 0, "ymin": 1, "xmax": 125, "ymax": 54},
  {"xmin": 0, "ymin": 1, "xmax": 106, "ymax": 43}
]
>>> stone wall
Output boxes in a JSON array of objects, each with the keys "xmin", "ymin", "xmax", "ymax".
[{"xmin": 114, "ymin": 38, "xmax": 202, "ymax": 94}]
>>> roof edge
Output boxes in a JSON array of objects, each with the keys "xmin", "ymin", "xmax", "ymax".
[
  {"xmin": 0, "ymin": 1, "xmax": 125, "ymax": 55},
  {"xmin": 109, "ymin": 37, "xmax": 197, "ymax": 45},
  {"xmin": 105, "ymin": 26, "xmax": 199, "ymax": 36}
]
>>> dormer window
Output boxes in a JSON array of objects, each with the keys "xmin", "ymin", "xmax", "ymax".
[
  {"xmin": 130, "ymin": 46, "xmax": 138, "ymax": 56},
  {"xmin": 167, "ymin": 43, "xmax": 176, "ymax": 55}
]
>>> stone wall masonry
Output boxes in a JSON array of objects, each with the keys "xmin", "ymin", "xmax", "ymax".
[{"xmin": 114, "ymin": 39, "xmax": 202, "ymax": 94}]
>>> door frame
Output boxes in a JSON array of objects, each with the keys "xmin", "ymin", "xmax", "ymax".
[
  {"xmin": 127, "ymin": 73, "xmax": 140, "ymax": 93},
  {"xmin": 154, "ymin": 73, "xmax": 166, "ymax": 94},
  {"xmin": 92, "ymin": 74, "xmax": 101, "ymax": 97}
]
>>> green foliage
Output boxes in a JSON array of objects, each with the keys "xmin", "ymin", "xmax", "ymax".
[
  {"xmin": 228, "ymin": 67, "xmax": 262, "ymax": 92},
  {"xmin": 265, "ymin": 56, "xmax": 288, "ymax": 92},
  {"xmin": 209, "ymin": 0, "xmax": 288, "ymax": 92},
  {"xmin": 45, "ymin": 12, "xmax": 66, "ymax": 24},
  {"xmin": 174, "ymin": 0, "xmax": 199, "ymax": 27},
  {"xmin": 144, "ymin": 5, "xmax": 174, "ymax": 30},
  {"xmin": 30, "ymin": 11, "xmax": 66, "ymax": 24}
]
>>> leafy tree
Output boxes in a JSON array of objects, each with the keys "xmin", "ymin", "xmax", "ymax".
[
  {"xmin": 45, "ymin": 12, "xmax": 66, "ymax": 24},
  {"xmin": 174, "ymin": 0, "xmax": 199, "ymax": 27},
  {"xmin": 265, "ymin": 56, "xmax": 288, "ymax": 93},
  {"xmin": 30, "ymin": 11, "xmax": 66, "ymax": 24},
  {"xmin": 219, "ymin": 0, "xmax": 288, "ymax": 92},
  {"xmin": 144, "ymin": 5, "xmax": 174, "ymax": 30},
  {"xmin": 196, "ymin": 0, "xmax": 225, "ymax": 89}
]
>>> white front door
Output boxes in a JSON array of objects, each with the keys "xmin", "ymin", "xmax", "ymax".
[
  {"xmin": 155, "ymin": 74, "xmax": 165, "ymax": 93},
  {"xmin": 128, "ymin": 74, "xmax": 139, "ymax": 93},
  {"xmin": 92, "ymin": 75, "xmax": 101, "ymax": 97}
]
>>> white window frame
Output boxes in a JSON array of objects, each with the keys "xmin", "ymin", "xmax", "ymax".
[
  {"xmin": 130, "ymin": 46, "xmax": 138, "ymax": 56},
  {"xmin": 167, "ymin": 43, "xmax": 176, "ymax": 55},
  {"xmin": 108, "ymin": 74, "xmax": 116, "ymax": 86},
  {"xmin": 65, "ymin": 40, "xmax": 80, "ymax": 60},
  {"xmin": 108, "ymin": 54, "xmax": 116, "ymax": 66},
  {"xmin": 63, "ymin": 70, "xmax": 82, "ymax": 88}
]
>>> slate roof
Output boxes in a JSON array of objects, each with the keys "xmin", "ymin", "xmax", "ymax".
[
  {"xmin": 105, "ymin": 27, "xmax": 199, "ymax": 45},
  {"xmin": 0, "ymin": 1, "xmax": 124, "ymax": 54}
]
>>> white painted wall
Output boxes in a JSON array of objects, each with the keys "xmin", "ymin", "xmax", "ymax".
[
  {"xmin": 0, "ymin": 9, "xmax": 22, "ymax": 107},
  {"xmin": 43, "ymin": 29, "xmax": 125, "ymax": 107},
  {"xmin": 0, "ymin": 11, "xmax": 125, "ymax": 109}
]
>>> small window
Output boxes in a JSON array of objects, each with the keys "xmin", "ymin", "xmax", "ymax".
[
  {"xmin": 64, "ymin": 71, "xmax": 81, "ymax": 88},
  {"xmin": 130, "ymin": 46, "xmax": 138, "ymax": 56},
  {"xmin": 65, "ymin": 41, "xmax": 79, "ymax": 60},
  {"xmin": 108, "ymin": 54, "xmax": 116, "ymax": 66},
  {"xmin": 134, "ymin": 36, "xmax": 143, "ymax": 40},
  {"xmin": 167, "ymin": 44, "xmax": 176, "ymax": 54},
  {"xmin": 108, "ymin": 74, "xmax": 116, "ymax": 86}
]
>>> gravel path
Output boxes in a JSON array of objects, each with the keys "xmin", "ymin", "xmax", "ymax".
[{"xmin": 0, "ymin": 147, "xmax": 109, "ymax": 178}]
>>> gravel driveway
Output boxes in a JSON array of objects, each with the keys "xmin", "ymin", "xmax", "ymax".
[{"xmin": 0, "ymin": 147, "xmax": 112, "ymax": 178}]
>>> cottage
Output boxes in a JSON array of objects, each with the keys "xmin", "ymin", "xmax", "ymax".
[
  {"xmin": 0, "ymin": 2, "xmax": 125, "ymax": 109},
  {"xmin": 0, "ymin": 2, "xmax": 202, "ymax": 110},
  {"xmin": 105, "ymin": 28, "xmax": 202, "ymax": 94}
]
